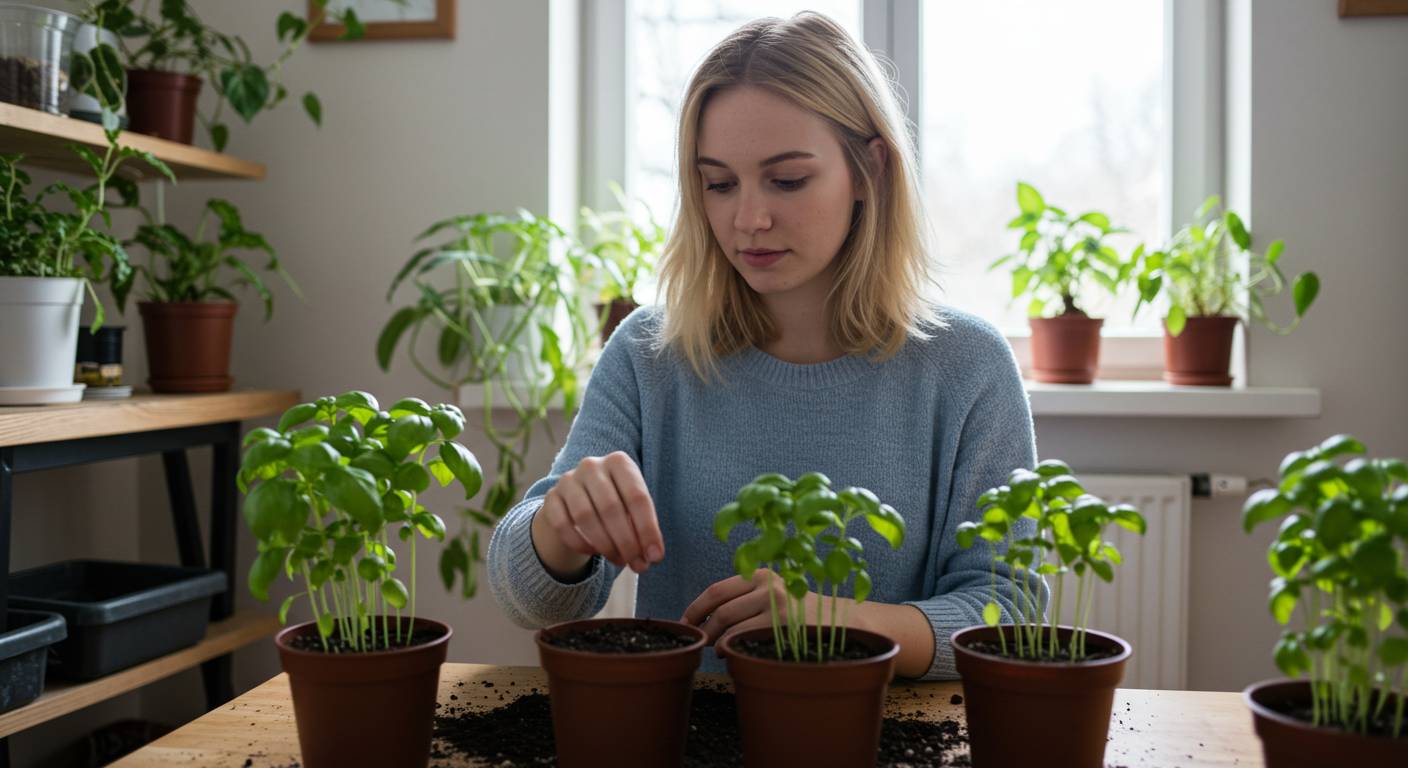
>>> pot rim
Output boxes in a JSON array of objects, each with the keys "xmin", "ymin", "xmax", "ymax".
[
  {"xmin": 717, "ymin": 625, "xmax": 899, "ymax": 668},
  {"xmin": 1243, "ymin": 678, "xmax": 1408, "ymax": 742},
  {"xmin": 951, "ymin": 624, "xmax": 1132, "ymax": 670},
  {"xmin": 534, "ymin": 617, "xmax": 707, "ymax": 659},
  {"xmin": 274, "ymin": 616, "xmax": 452, "ymax": 659}
]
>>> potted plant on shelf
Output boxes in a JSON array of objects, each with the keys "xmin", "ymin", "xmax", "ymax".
[
  {"xmin": 535, "ymin": 617, "xmax": 707, "ymax": 767},
  {"xmin": 0, "ymin": 85, "xmax": 172, "ymax": 405},
  {"xmin": 241, "ymin": 390, "xmax": 484, "ymax": 768},
  {"xmin": 578, "ymin": 185, "xmax": 665, "ymax": 344},
  {"xmin": 1240, "ymin": 434, "xmax": 1408, "ymax": 767},
  {"xmin": 992, "ymin": 182, "xmax": 1132, "ymax": 384},
  {"xmin": 80, "ymin": 0, "xmax": 367, "ymax": 149},
  {"xmin": 116, "ymin": 196, "xmax": 297, "ymax": 393},
  {"xmin": 951, "ymin": 460, "xmax": 1146, "ymax": 767},
  {"xmin": 377, "ymin": 209, "xmax": 597, "ymax": 598},
  {"xmin": 1131, "ymin": 195, "xmax": 1319, "ymax": 386},
  {"xmin": 711, "ymin": 472, "xmax": 906, "ymax": 766}
]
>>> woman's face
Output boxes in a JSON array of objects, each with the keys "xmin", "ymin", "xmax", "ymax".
[{"xmin": 696, "ymin": 85, "xmax": 859, "ymax": 303}]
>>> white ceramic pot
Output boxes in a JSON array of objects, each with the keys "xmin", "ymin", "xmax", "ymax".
[{"xmin": 0, "ymin": 277, "xmax": 86, "ymax": 404}]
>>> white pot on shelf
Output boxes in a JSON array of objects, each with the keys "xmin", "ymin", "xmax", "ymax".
[{"xmin": 0, "ymin": 277, "xmax": 87, "ymax": 405}]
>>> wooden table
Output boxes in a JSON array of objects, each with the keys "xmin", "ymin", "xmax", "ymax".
[{"xmin": 116, "ymin": 663, "xmax": 1264, "ymax": 767}]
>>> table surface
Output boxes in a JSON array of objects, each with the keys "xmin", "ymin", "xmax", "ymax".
[
  {"xmin": 116, "ymin": 663, "xmax": 1263, "ymax": 767},
  {"xmin": 0, "ymin": 390, "xmax": 299, "ymax": 447}
]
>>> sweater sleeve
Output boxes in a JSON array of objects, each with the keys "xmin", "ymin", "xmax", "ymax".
[
  {"xmin": 902, "ymin": 324, "xmax": 1046, "ymax": 680},
  {"xmin": 485, "ymin": 311, "xmax": 650, "ymax": 629}
]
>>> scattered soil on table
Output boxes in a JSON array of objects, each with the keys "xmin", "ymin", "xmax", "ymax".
[
  {"xmin": 430, "ymin": 683, "xmax": 971, "ymax": 767},
  {"xmin": 540, "ymin": 623, "xmax": 697, "ymax": 653},
  {"xmin": 963, "ymin": 640, "xmax": 1122, "ymax": 663},
  {"xmin": 286, "ymin": 626, "xmax": 444, "ymax": 653},
  {"xmin": 733, "ymin": 634, "xmax": 881, "ymax": 662}
]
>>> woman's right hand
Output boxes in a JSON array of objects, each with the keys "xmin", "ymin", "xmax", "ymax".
[{"xmin": 529, "ymin": 451, "xmax": 665, "ymax": 578}]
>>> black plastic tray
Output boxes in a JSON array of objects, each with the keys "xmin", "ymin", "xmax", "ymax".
[
  {"xmin": 0, "ymin": 609, "xmax": 66, "ymax": 714},
  {"xmin": 7, "ymin": 560, "xmax": 226, "ymax": 681}
]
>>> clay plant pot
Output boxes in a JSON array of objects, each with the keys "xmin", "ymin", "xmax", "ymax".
[
  {"xmin": 275, "ymin": 617, "xmax": 451, "ymax": 768},
  {"xmin": 138, "ymin": 301, "xmax": 237, "ymax": 393},
  {"xmin": 952, "ymin": 625, "xmax": 1131, "ymax": 768},
  {"xmin": 594, "ymin": 298, "xmax": 638, "ymax": 346},
  {"xmin": 717, "ymin": 626, "xmax": 899, "ymax": 767},
  {"xmin": 1244, "ymin": 679, "xmax": 1408, "ymax": 768},
  {"xmin": 536, "ymin": 618, "xmax": 707, "ymax": 768},
  {"xmin": 125, "ymin": 69, "xmax": 201, "ymax": 144},
  {"xmin": 1029, "ymin": 313, "xmax": 1103, "ymax": 384},
  {"xmin": 1163, "ymin": 315, "xmax": 1238, "ymax": 386}
]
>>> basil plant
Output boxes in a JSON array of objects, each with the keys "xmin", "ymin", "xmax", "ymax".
[
  {"xmin": 713, "ymin": 472, "xmax": 906, "ymax": 663},
  {"xmin": 241, "ymin": 392, "xmax": 483, "ymax": 652},
  {"xmin": 1243, "ymin": 435, "xmax": 1407, "ymax": 736},
  {"xmin": 957, "ymin": 461, "xmax": 1146, "ymax": 661}
]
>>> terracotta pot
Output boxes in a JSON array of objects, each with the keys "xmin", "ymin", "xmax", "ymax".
[
  {"xmin": 1163, "ymin": 315, "xmax": 1238, "ymax": 386},
  {"xmin": 1245, "ymin": 679, "xmax": 1408, "ymax": 768},
  {"xmin": 952, "ymin": 625, "xmax": 1130, "ymax": 768},
  {"xmin": 536, "ymin": 618, "xmax": 707, "ymax": 768},
  {"xmin": 275, "ymin": 617, "xmax": 451, "ymax": 768},
  {"xmin": 138, "ymin": 301, "xmax": 237, "ymax": 393},
  {"xmin": 125, "ymin": 69, "xmax": 201, "ymax": 144},
  {"xmin": 717, "ymin": 626, "xmax": 898, "ymax": 767},
  {"xmin": 1029, "ymin": 313, "xmax": 1103, "ymax": 384},
  {"xmin": 594, "ymin": 298, "xmax": 638, "ymax": 346}
]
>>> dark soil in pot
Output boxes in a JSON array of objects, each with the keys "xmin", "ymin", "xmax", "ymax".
[
  {"xmin": 731, "ymin": 631, "xmax": 878, "ymax": 662},
  {"xmin": 1245, "ymin": 679, "xmax": 1408, "ymax": 768},
  {"xmin": 285, "ymin": 625, "xmax": 446, "ymax": 654},
  {"xmin": 539, "ymin": 621, "xmax": 696, "ymax": 653},
  {"xmin": 430, "ymin": 681, "xmax": 973, "ymax": 767},
  {"xmin": 962, "ymin": 637, "xmax": 1123, "ymax": 663}
]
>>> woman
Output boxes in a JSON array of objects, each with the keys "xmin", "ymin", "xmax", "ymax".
[{"xmin": 487, "ymin": 11, "xmax": 1041, "ymax": 679}]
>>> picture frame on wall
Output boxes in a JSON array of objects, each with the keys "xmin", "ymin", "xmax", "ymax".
[
  {"xmin": 1339, "ymin": 0, "xmax": 1408, "ymax": 16},
  {"xmin": 309, "ymin": 0, "xmax": 455, "ymax": 41}
]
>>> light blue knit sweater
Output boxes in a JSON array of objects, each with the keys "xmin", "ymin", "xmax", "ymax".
[{"xmin": 486, "ymin": 305, "xmax": 1042, "ymax": 679}]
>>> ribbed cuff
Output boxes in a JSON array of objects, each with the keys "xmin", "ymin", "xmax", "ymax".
[
  {"xmin": 494, "ymin": 498, "xmax": 607, "ymax": 627},
  {"xmin": 903, "ymin": 597, "xmax": 978, "ymax": 680}
]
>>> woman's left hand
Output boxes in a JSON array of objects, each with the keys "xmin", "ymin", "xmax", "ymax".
[{"xmin": 680, "ymin": 569, "xmax": 827, "ymax": 649}]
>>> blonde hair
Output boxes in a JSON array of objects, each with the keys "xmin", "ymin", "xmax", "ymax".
[{"xmin": 656, "ymin": 11, "xmax": 939, "ymax": 381}]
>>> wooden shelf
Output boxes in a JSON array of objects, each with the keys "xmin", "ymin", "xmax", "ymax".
[
  {"xmin": 0, "ymin": 103, "xmax": 265, "ymax": 181},
  {"xmin": 0, "ymin": 390, "xmax": 300, "ymax": 448},
  {"xmin": 0, "ymin": 611, "xmax": 279, "ymax": 738}
]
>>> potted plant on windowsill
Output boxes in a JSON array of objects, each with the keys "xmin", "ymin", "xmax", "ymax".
[
  {"xmin": 711, "ymin": 472, "xmax": 906, "ymax": 766},
  {"xmin": 117, "ymin": 197, "xmax": 298, "ymax": 392},
  {"xmin": 80, "ymin": 0, "xmax": 366, "ymax": 149},
  {"xmin": 951, "ymin": 461, "xmax": 1146, "ymax": 767},
  {"xmin": 992, "ymin": 182, "xmax": 1133, "ymax": 384},
  {"xmin": 578, "ymin": 184, "xmax": 665, "ymax": 344},
  {"xmin": 0, "ymin": 89, "xmax": 172, "ymax": 405},
  {"xmin": 1131, "ymin": 195, "xmax": 1319, "ymax": 386},
  {"xmin": 1240, "ymin": 434, "xmax": 1407, "ymax": 767},
  {"xmin": 377, "ymin": 209, "xmax": 597, "ymax": 599},
  {"xmin": 240, "ymin": 390, "xmax": 484, "ymax": 768}
]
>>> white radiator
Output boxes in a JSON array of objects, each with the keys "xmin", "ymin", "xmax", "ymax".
[
  {"xmin": 1056, "ymin": 474, "xmax": 1192, "ymax": 691},
  {"xmin": 597, "ymin": 475, "xmax": 1191, "ymax": 691}
]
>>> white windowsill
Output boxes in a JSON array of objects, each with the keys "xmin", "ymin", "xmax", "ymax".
[{"xmin": 1025, "ymin": 381, "xmax": 1321, "ymax": 419}]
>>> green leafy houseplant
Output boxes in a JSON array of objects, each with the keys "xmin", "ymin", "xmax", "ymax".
[
  {"xmin": 991, "ymin": 181, "xmax": 1133, "ymax": 319},
  {"xmin": 241, "ymin": 391, "xmax": 484, "ymax": 651},
  {"xmin": 377, "ymin": 209, "xmax": 595, "ymax": 598},
  {"xmin": 956, "ymin": 461, "xmax": 1146, "ymax": 661},
  {"xmin": 1132, "ymin": 195, "xmax": 1320, "ymax": 337},
  {"xmin": 81, "ymin": 0, "xmax": 378, "ymax": 150},
  {"xmin": 1242, "ymin": 434, "xmax": 1407, "ymax": 737},
  {"xmin": 712, "ymin": 472, "xmax": 906, "ymax": 663},
  {"xmin": 578, "ymin": 185, "xmax": 666, "ymax": 309},
  {"xmin": 117, "ymin": 197, "xmax": 298, "ymax": 318}
]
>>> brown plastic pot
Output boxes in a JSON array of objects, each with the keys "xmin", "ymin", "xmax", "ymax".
[
  {"xmin": 594, "ymin": 298, "xmax": 638, "ymax": 346},
  {"xmin": 1030, "ymin": 313, "xmax": 1103, "ymax": 383},
  {"xmin": 138, "ymin": 301, "xmax": 237, "ymax": 393},
  {"xmin": 275, "ymin": 617, "xmax": 451, "ymax": 768},
  {"xmin": 126, "ymin": 69, "xmax": 202, "ymax": 144},
  {"xmin": 536, "ymin": 618, "xmax": 707, "ymax": 768},
  {"xmin": 717, "ymin": 626, "xmax": 899, "ymax": 767},
  {"xmin": 1245, "ymin": 679, "xmax": 1408, "ymax": 768},
  {"xmin": 1163, "ymin": 315, "xmax": 1237, "ymax": 386},
  {"xmin": 952, "ymin": 625, "xmax": 1130, "ymax": 768}
]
